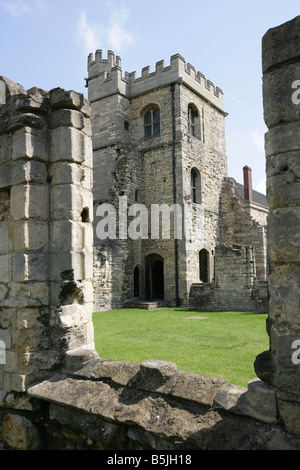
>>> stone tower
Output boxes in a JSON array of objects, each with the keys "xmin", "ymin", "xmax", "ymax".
[{"xmin": 86, "ymin": 50, "xmax": 227, "ymax": 310}]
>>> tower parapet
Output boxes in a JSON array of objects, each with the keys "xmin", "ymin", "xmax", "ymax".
[{"xmin": 87, "ymin": 50, "xmax": 224, "ymax": 111}]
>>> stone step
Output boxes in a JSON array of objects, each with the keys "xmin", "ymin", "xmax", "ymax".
[{"xmin": 123, "ymin": 299, "xmax": 166, "ymax": 310}]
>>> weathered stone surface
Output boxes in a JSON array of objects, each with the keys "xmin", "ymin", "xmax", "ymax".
[
  {"xmin": 139, "ymin": 359, "xmax": 180, "ymax": 393},
  {"xmin": 0, "ymin": 413, "xmax": 41, "ymax": 450},
  {"xmin": 262, "ymin": 15, "xmax": 300, "ymax": 74},
  {"xmin": 65, "ymin": 347, "xmax": 100, "ymax": 372},
  {"xmin": 278, "ymin": 395, "xmax": 300, "ymax": 438},
  {"xmin": 74, "ymin": 358, "xmax": 140, "ymax": 385},
  {"xmin": 246, "ymin": 378, "xmax": 278, "ymax": 424}
]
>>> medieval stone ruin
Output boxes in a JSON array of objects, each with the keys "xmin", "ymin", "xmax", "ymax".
[{"xmin": 0, "ymin": 15, "xmax": 300, "ymax": 450}]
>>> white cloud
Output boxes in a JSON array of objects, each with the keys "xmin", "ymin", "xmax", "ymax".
[
  {"xmin": 78, "ymin": 12, "xmax": 102, "ymax": 55},
  {"xmin": 107, "ymin": 3, "xmax": 134, "ymax": 50},
  {"xmin": 1, "ymin": 0, "xmax": 46, "ymax": 16},
  {"xmin": 1, "ymin": 0, "xmax": 30, "ymax": 16},
  {"xmin": 245, "ymin": 129, "xmax": 265, "ymax": 155},
  {"xmin": 78, "ymin": 4, "xmax": 134, "ymax": 56}
]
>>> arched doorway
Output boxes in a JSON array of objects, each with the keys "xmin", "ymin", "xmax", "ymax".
[
  {"xmin": 145, "ymin": 254, "xmax": 164, "ymax": 300},
  {"xmin": 199, "ymin": 249, "xmax": 209, "ymax": 283}
]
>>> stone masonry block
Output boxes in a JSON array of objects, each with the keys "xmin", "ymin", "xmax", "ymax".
[
  {"xmin": 49, "ymin": 251, "xmax": 92, "ymax": 282},
  {"xmin": 0, "ymin": 328, "xmax": 11, "ymax": 349},
  {"xmin": 0, "ymin": 254, "xmax": 11, "ymax": 282},
  {"xmin": 11, "ymin": 160, "xmax": 47, "ymax": 187},
  {"xmin": 12, "ymin": 220, "xmax": 49, "ymax": 252},
  {"xmin": 50, "ymin": 161, "xmax": 92, "ymax": 189},
  {"xmin": 50, "ymin": 220, "xmax": 87, "ymax": 253},
  {"xmin": 0, "ymin": 134, "xmax": 12, "ymax": 164},
  {"xmin": 263, "ymin": 63, "xmax": 300, "ymax": 129},
  {"xmin": 16, "ymin": 307, "xmax": 46, "ymax": 329},
  {"xmin": 262, "ymin": 15, "xmax": 300, "ymax": 74},
  {"xmin": 247, "ymin": 378, "xmax": 278, "ymax": 424},
  {"xmin": 12, "ymin": 327, "xmax": 49, "ymax": 353},
  {"xmin": 265, "ymin": 122, "xmax": 300, "ymax": 157},
  {"xmin": 267, "ymin": 152, "xmax": 300, "ymax": 209},
  {"xmin": 268, "ymin": 207, "xmax": 300, "ymax": 262},
  {"xmin": 11, "ymin": 183, "xmax": 49, "ymax": 221},
  {"xmin": 51, "ymin": 184, "xmax": 93, "ymax": 222},
  {"xmin": 49, "ymin": 109, "xmax": 84, "ymax": 130},
  {"xmin": 0, "ymin": 413, "xmax": 41, "ymax": 449},
  {"xmin": 57, "ymin": 303, "xmax": 93, "ymax": 329},
  {"xmin": 0, "ymin": 223, "xmax": 12, "ymax": 255},
  {"xmin": 50, "ymin": 127, "xmax": 85, "ymax": 163},
  {"xmin": 3, "ymin": 351, "xmax": 18, "ymax": 373},
  {"xmin": 12, "ymin": 127, "xmax": 48, "ymax": 161},
  {"xmin": 49, "ymin": 88, "xmax": 90, "ymax": 118},
  {"xmin": 8, "ymin": 282, "xmax": 49, "ymax": 308},
  {"xmin": 12, "ymin": 253, "xmax": 48, "ymax": 282}
]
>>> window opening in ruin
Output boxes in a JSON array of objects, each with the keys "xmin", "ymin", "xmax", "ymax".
[
  {"xmin": 199, "ymin": 249, "xmax": 209, "ymax": 283},
  {"xmin": 97, "ymin": 252, "xmax": 106, "ymax": 268},
  {"xmin": 81, "ymin": 207, "xmax": 90, "ymax": 223},
  {"xmin": 124, "ymin": 121, "xmax": 129, "ymax": 131},
  {"xmin": 135, "ymin": 189, "xmax": 141, "ymax": 202},
  {"xmin": 191, "ymin": 168, "xmax": 201, "ymax": 204},
  {"xmin": 144, "ymin": 107, "xmax": 160, "ymax": 137}
]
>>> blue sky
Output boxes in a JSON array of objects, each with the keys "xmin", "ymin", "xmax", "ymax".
[{"xmin": 1, "ymin": 0, "xmax": 299, "ymax": 193}]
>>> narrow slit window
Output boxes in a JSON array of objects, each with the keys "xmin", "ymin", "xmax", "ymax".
[{"xmin": 191, "ymin": 168, "xmax": 201, "ymax": 204}]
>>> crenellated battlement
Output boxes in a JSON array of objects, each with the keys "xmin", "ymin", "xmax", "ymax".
[{"xmin": 87, "ymin": 50, "xmax": 224, "ymax": 111}]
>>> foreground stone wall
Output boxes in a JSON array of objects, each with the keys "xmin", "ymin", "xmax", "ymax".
[{"xmin": 1, "ymin": 358, "xmax": 299, "ymax": 450}]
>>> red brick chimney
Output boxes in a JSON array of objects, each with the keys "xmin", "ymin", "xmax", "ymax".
[{"xmin": 243, "ymin": 166, "xmax": 253, "ymax": 201}]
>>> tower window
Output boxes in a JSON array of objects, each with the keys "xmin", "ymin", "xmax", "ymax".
[
  {"xmin": 191, "ymin": 167, "xmax": 201, "ymax": 204},
  {"xmin": 188, "ymin": 104, "xmax": 201, "ymax": 139},
  {"xmin": 144, "ymin": 107, "xmax": 160, "ymax": 137}
]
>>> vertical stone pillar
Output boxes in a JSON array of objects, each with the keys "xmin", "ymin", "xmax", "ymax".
[
  {"xmin": 48, "ymin": 89, "xmax": 96, "ymax": 365},
  {"xmin": 0, "ymin": 80, "xmax": 97, "ymax": 394},
  {"xmin": 255, "ymin": 15, "xmax": 300, "ymax": 435}
]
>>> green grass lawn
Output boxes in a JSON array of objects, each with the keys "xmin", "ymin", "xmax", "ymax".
[{"xmin": 92, "ymin": 308, "xmax": 269, "ymax": 388}]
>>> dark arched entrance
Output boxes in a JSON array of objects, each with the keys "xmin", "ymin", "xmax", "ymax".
[{"xmin": 145, "ymin": 254, "xmax": 164, "ymax": 300}]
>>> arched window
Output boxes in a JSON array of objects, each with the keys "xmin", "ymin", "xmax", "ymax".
[
  {"xmin": 191, "ymin": 168, "xmax": 201, "ymax": 204},
  {"xmin": 144, "ymin": 107, "xmax": 160, "ymax": 137},
  {"xmin": 188, "ymin": 104, "xmax": 201, "ymax": 139}
]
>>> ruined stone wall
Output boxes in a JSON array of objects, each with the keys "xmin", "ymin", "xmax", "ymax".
[
  {"xmin": 189, "ymin": 244, "xmax": 268, "ymax": 313},
  {"xmin": 0, "ymin": 78, "xmax": 97, "ymax": 394},
  {"xmin": 219, "ymin": 177, "xmax": 268, "ymax": 281}
]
